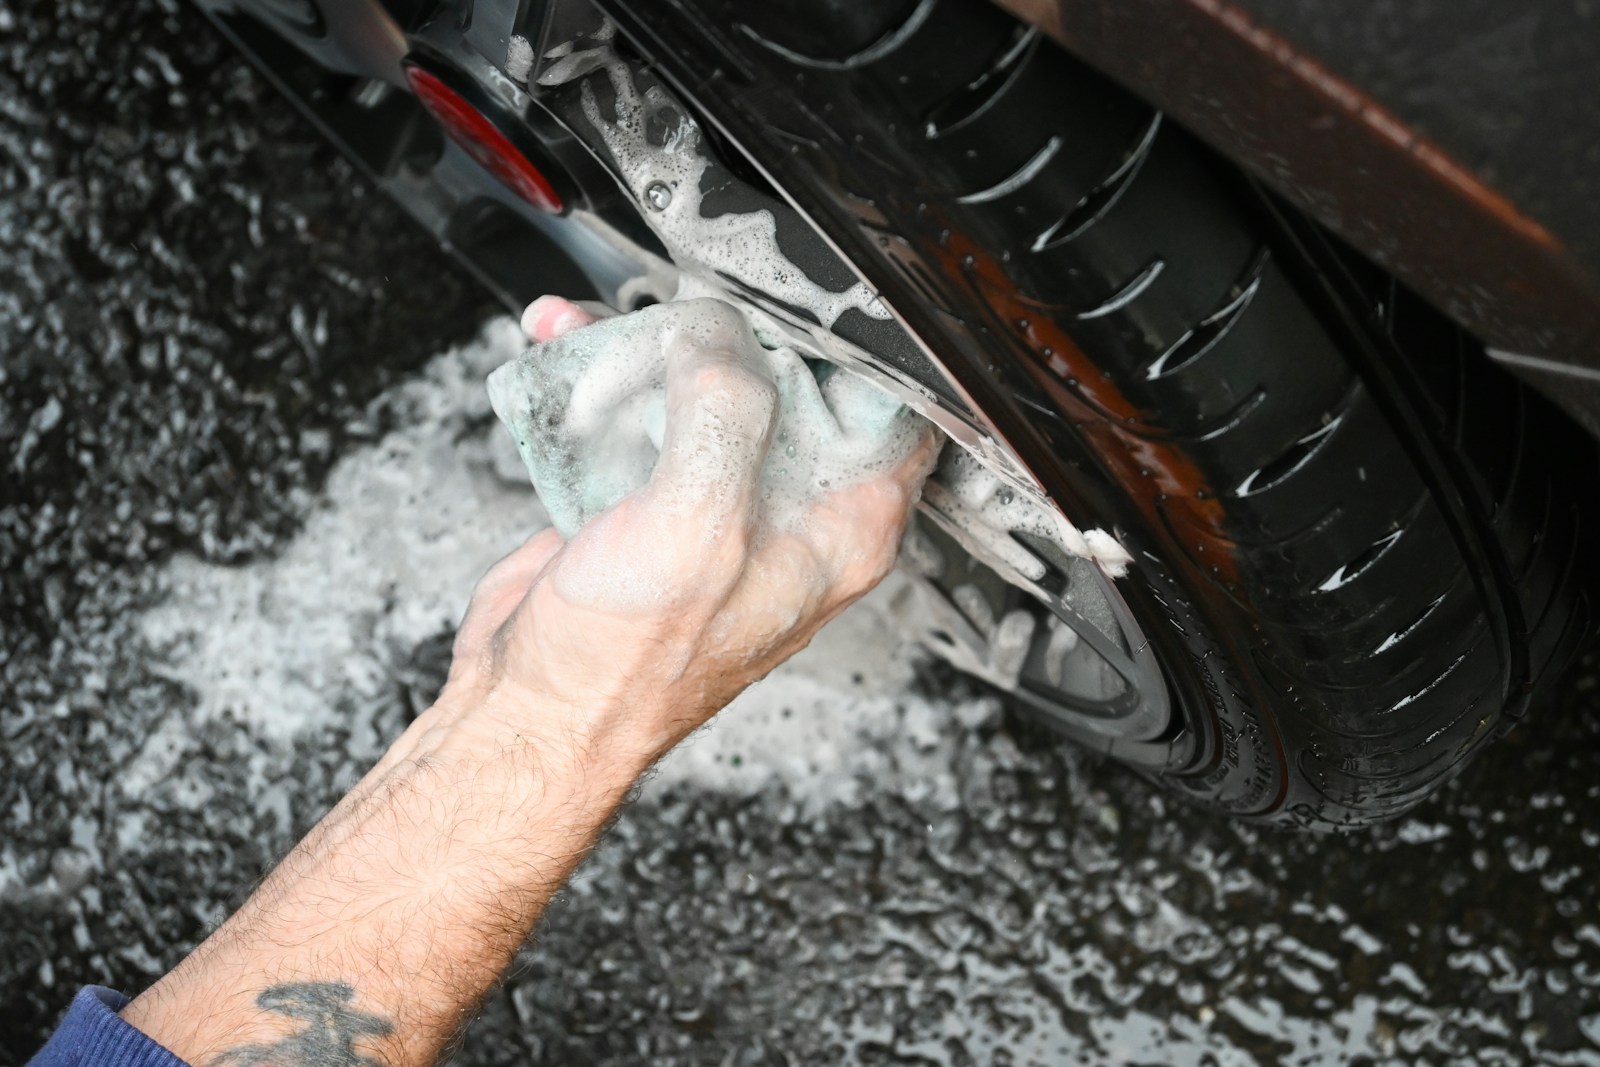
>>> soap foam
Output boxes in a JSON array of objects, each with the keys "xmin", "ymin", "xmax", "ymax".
[
  {"xmin": 545, "ymin": 41, "xmax": 890, "ymax": 329},
  {"xmin": 487, "ymin": 298, "xmax": 932, "ymax": 553},
  {"xmin": 923, "ymin": 449, "xmax": 1133, "ymax": 579}
]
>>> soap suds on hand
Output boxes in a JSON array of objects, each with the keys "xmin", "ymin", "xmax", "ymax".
[
  {"xmin": 487, "ymin": 298, "xmax": 931, "ymax": 543},
  {"xmin": 491, "ymin": 296, "xmax": 1132, "ymax": 591},
  {"xmin": 923, "ymin": 449, "xmax": 1133, "ymax": 579}
]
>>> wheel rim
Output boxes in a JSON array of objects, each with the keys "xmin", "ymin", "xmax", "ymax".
[{"xmin": 903, "ymin": 505, "xmax": 1174, "ymax": 749}]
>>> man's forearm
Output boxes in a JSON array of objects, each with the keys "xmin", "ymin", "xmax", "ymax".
[{"xmin": 120, "ymin": 711, "xmax": 642, "ymax": 1067}]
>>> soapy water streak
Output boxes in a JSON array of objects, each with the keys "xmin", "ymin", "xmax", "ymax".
[{"xmin": 546, "ymin": 45, "xmax": 890, "ymax": 330}]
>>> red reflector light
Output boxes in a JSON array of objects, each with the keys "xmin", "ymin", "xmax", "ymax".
[{"xmin": 404, "ymin": 64, "xmax": 563, "ymax": 213}]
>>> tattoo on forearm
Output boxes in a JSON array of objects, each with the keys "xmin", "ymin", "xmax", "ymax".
[{"xmin": 210, "ymin": 982, "xmax": 393, "ymax": 1067}]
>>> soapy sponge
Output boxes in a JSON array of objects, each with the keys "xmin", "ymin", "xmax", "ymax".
[{"xmin": 486, "ymin": 298, "xmax": 935, "ymax": 540}]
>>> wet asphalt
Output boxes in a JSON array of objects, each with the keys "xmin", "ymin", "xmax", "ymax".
[{"xmin": 6, "ymin": 2, "xmax": 1600, "ymax": 1065}]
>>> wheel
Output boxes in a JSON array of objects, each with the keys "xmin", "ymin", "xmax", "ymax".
[{"xmin": 203, "ymin": 0, "xmax": 1597, "ymax": 827}]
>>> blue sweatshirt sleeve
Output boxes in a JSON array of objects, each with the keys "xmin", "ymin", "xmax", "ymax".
[{"xmin": 28, "ymin": 987, "xmax": 191, "ymax": 1067}]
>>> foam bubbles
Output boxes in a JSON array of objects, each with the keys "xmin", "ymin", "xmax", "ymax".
[
  {"xmin": 923, "ymin": 449, "xmax": 1133, "ymax": 578},
  {"xmin": 487, "ymin": 298, "xmax": 931, "ymax": 544},
  {"xmin": 550, "ymin": 41, "xmax": 890, "ymax": 329}
]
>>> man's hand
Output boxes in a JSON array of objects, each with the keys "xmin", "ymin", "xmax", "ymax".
[
  {"xmin": 115, "ymin": 296, "xmax": 937, "ymax": 1067},
  {"xmin": 412, "ymin": 295, "xmax": 940, "ymax": 779}
]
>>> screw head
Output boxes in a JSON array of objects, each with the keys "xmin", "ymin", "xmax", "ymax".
[{"xmin": 644, "ymin": 181, "xmax": 672, "ymax": 211}]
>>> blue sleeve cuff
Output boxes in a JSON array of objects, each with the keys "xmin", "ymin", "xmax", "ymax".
[{"xmin": 28, "ymin": 987, "xmax": 191, "ymax": 1067}]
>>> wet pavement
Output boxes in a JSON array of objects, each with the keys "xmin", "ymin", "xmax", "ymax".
[{"xmin": 6, "ymin": 2, "xmax": 1600, "ymax": 1065}]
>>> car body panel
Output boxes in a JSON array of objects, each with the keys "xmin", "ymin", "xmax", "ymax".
[{"xmin": 995, "ymin": 0, "xmax": 1600, "ymax": 435}]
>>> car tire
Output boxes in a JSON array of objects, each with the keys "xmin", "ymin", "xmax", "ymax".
[{"xmin": 599, "ymin": 0, "xmax": 1597, "ymax": 827}]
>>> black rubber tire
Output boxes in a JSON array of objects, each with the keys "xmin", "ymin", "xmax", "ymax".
[{"xmin": 600, "ymin": 0, "xmax": 1597, "ymax": 827}]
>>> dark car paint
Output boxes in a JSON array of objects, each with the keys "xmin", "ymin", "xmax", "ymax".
[{"xmin": 995, "ymin": 0, "xmax": 1600, "ymax": 437}]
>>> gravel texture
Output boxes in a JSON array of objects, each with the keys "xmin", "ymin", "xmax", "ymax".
[{"xmin": 5, "ymin": 3, "xmax": 1600, "ymax": 1065}]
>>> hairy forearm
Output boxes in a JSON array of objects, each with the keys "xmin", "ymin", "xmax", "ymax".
[{"xmin": 120, "ymin": 707, "xmax": 644, "ymax": 1067}]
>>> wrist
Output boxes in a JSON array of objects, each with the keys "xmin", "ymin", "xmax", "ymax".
[{"xmin": 398, "ymin": 683, "xmax": 653, "ymax": 805}]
